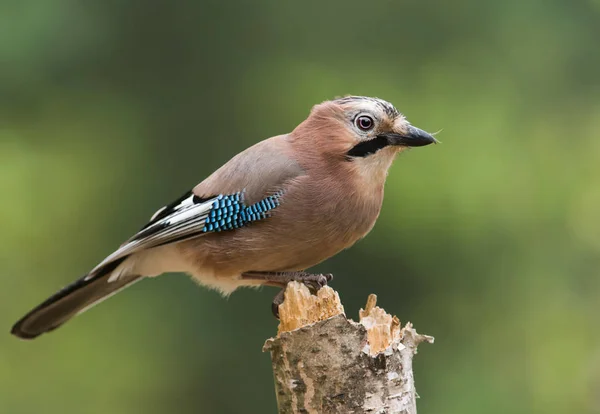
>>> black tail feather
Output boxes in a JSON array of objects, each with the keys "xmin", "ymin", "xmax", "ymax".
[{"xmin": 11, "ymin": 258, "xmax": 141, "ymax": 340}]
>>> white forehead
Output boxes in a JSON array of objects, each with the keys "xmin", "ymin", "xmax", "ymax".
[{"xmin": 334, "ymin": 96, "xmax": 400, "ymax": 119}]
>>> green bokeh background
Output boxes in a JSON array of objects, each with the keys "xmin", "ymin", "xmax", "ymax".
[{"xmin": 2, "ymin": 1, "xmax": 600, "ymax": 413}]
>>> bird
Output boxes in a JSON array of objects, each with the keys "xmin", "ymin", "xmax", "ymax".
[{"xmin": 11, "ymin": 96, "xmax": 437, "ymax": 340}]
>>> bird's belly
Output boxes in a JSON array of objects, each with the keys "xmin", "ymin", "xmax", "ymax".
[
  {"xmin": 187, "ymin": 267, "xmax": 248, "ymax": 295},
  {"xmin": 182, "ymin": 238, "xmax": 347, "ymax": 294},
  {"xmin": 181, "ymin": 222, "xmax": 367, "ymax": 274}
]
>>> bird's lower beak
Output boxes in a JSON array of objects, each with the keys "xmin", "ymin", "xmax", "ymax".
[{"xmin": 380, "ymin": 126, "xmax": 438, "ymax": 147}]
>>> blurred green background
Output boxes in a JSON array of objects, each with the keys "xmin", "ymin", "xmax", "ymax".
[{"xmin": 2, "ymin": 0, "xmax": 600, "ymax": 413}]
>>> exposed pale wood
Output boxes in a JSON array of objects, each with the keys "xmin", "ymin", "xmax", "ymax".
[{"xmin": 277, "ymin": 281, "xmax": 345, "ymax": 335}]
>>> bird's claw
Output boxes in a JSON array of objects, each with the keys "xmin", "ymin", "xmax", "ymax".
[{"xmin": 302, "ymin": 273, "xmax": 333, "ymax": 294}]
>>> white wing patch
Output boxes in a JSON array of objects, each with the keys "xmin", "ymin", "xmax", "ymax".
[{"xmin": 88, "ymin": 193, "xmax": 217, "ymax": 277}]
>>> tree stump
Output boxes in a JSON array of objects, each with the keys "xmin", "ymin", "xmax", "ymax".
[{"xmin": 263, "ymin": 282, "xmax": 434, "ymax": 414}]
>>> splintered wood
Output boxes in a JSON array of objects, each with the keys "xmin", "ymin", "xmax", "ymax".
[
  {"xmin": 276, "ymin": 281, "xmax": 345, "ymax": 334},
  {"xmin": 266, "ymin": 281, "xmax": 434, "ymax": 414},
  {"xmin": 277, "ymin": 284, "xmax": 405, "ymax": 355},
  {"xmin": 359, "ymin": 293, "xmax": 402, "ymax": 355}
]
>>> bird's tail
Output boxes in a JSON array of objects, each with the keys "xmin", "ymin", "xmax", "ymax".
[{"xmin": 11, "ymin": 262, "xmax": 142, "ymax": 340}]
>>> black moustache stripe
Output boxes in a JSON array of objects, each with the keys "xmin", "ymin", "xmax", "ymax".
[{"xmin": 346, "ymin": 136, "xmax": 389, "ymax": 158}]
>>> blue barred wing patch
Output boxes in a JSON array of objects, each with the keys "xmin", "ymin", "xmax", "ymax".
[{"xmin": 202, "ymin": 191, "xmax": 282, "ymax": 232}]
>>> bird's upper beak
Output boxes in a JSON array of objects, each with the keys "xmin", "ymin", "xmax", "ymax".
[{"xmin": 379, "ymin": 125, "xmax": 438, "ymax": 147}]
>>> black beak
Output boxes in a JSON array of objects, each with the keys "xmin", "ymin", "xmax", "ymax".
[{"xmin": 379, "ymin": 125, "xmax": 438, "ymax": 147}]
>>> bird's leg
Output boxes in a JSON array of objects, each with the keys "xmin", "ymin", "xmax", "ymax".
[
  {"xmin": 242, "ymin": 271, "xmax": 333, "ymax": 291},
  {"xmin": 241, "ymin": 271, "xmax": 333, "ymax": 318},
  {"xmin": 271, "ymin": 289, "xmax": 286, "ymax": 319}
]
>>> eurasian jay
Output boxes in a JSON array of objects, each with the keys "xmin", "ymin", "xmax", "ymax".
[{"xmin": 11, "ymin": 96, "xmax": 437, "ymax": 339}]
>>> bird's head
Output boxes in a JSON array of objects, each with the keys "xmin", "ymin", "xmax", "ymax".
[
  {"xmin": 334, "ymin": 96, "xmax": 437, "ymax": 155},
  {"xmin": 292, "ymin": 96, "xmax": 437, "ymax": 180}
]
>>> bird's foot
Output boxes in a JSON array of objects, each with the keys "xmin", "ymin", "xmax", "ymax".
[
  {"xmin": 282, "ymin": 271, "xmax": 333, "ymax": 293},
  {"xmin": 241, "ymin": 271, "xmax": 333, "ymax": 319}
]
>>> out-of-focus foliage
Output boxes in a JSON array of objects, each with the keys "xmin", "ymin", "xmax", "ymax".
[{"xmin": 1, "ymin": 0, "xmax": 599, "ymax": 413}]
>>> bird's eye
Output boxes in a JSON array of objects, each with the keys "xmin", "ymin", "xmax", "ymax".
[{"xmin": 355, "ymin": 115, "xmax": 374, "ymax": 131}]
